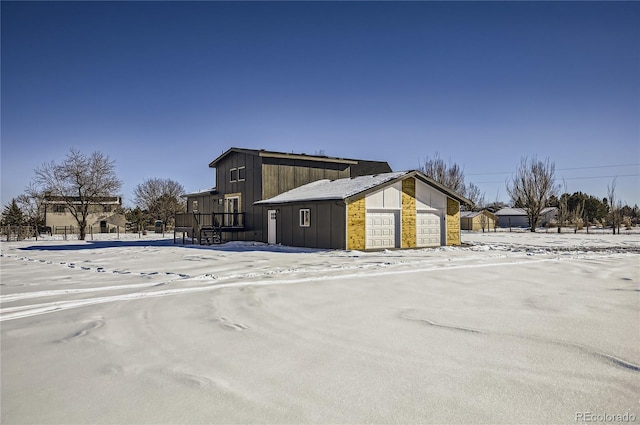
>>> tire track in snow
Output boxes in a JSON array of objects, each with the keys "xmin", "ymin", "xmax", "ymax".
[
  {"xmin": 0, "ymin": 257, "xmax": 558, "ymax": 322},
  {"xmin": 0, "ymin": 252, "xmax": 521, "ymax": 303},
  {"xmin": 399, "ymin": 308, "xmax": 640, "ymax": 373}
]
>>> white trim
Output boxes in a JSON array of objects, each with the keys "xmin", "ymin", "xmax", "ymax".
[{"xmin": 299, "ymin": 209, "xmax": 310, "ymax": 227}]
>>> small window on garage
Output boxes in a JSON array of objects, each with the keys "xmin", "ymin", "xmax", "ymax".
[{"xmin": 299, "ymin": 209, "xmax": 310, "ymax": 227}]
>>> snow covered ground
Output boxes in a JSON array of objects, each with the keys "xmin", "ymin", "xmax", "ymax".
[{"xmin": 1, "ymin": 231, "xmax": 638, "ymax": 424}]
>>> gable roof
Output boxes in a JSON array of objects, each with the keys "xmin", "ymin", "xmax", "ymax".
[
  {"xmin": 208, "ymin": 147, "xmax": 390, "ymax": 171},
  {"xmin": 255, "ymin": 170, "xmax": 471, "ymax": 206},
  {"xmin": 461, "ymin": 210, "xmax": 496, "ymax": 219},
  {"xmin": 495, "ymin": 207, "xmax": 557, "ymax": 216},
  {"xmin": 461, "ymin": 211, "xmax": 480, "ymax": 218}
]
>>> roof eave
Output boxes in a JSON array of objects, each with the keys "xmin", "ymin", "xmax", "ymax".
[
  {"xmin": 254, "ymin": 197, "xmax": 345, "ymax": 206},
  {"xmin": 208, "ymin": 147, "xmax": 260, "ymax": 168}
]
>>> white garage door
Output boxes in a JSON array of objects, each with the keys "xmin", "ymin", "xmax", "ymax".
[
  {"xmin": 417, "ymin": 212, "xmax": 441, "ymax": 247},
  {"xmin": 366, "ymin": 212, "xmax": 396, "ymax": 249}
]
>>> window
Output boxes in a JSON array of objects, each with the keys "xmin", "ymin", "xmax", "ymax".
[
  {"xmin": 230, "ymin": 166, "xmax": 245, "ymax": 182},
  {"xmin": 299, "ymin": 209, "xmax": 310, "ymax": 227},
  {"xmin": 193, "ymin": 200, "xmax": 198, "ymax": 213},
  {"xmin": 53, "ymin": 205, "xmax": 66, "ymax": 213}
]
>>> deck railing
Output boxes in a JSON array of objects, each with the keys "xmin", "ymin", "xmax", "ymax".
[{"xmin": 175, "ymin": 212, "xmax": 245, "ymax": 230}]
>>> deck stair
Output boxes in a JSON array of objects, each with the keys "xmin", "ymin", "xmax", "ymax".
[{"xmin": 200, "ymin": 227, "xmax": 222, "ymax": 245}]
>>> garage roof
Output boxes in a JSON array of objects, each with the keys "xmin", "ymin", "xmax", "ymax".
[{"xmin": 255, "ymin": 170, "xmax": 471, "ymax": 205}]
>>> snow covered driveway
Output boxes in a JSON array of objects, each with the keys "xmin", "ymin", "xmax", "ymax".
[{"xmin": 1, "ymin": 233, "xmax": 638, "ymax": 424}]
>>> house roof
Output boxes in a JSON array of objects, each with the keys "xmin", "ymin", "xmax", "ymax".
[
  {"xmin": 208, "ymin": 147, "xmax": 391, "ymax": 171},
  {"xmin": 182, "ymin": 188, "xmax": 218, "ymax": 198},
  {"xmin": 460, "ymin": 210, "xmax": 496, "ymax": 219},
  {"xmin": 495, "ymin": 207, "xmax": 557, "ymax": 216},
  {"xmin": 461, "ymin": 211, "xmax": 480, "ymax": 218},
  {"xmin": 44, "ymin": 196, "xmax": 121, "ymax": 204},
  {"xmin": 255, "ymin": 170, "xmax": 471, "ymax": 206}
]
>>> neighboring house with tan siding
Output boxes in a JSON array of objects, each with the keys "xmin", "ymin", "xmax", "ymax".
[
  {"xmin": 460, "ymin": 210, "xmax": 497, "ymax": 231},
  {"xmin": 44, "ymin": 196, "xmax": 125, "ymax": 233}
]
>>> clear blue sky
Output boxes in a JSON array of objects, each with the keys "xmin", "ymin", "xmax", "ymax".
[{"xmin": 2, "ymin": 1, "xmax": 639, "ymax": 208}]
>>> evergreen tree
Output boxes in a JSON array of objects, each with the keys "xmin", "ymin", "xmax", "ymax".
[{"xmin": 2, "ymin": 199, "xmax": 24, "ymax": 226}]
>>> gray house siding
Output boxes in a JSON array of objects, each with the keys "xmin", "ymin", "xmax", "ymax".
[
  {"xmin": 261, "ymin": 158, "xmax": 350, "ymax": 200},
  {"xmin": 213, "ymin": 151, "xmax": 265, "ymax": 242},
  {"xmin": 181, "ymin": 148, "xmax": 392, "ymax": 246},
  {"xmin": 270, "ymin": 202, "xmax": 346, "ymax": 249}
]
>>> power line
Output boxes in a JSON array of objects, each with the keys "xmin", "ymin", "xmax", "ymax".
[
  {"xmin": 474, "ymin": 173, "xmax": 640, "ymax": 184},
  {"xmin": 467, "ymin": 163, "xmax": 640, "ymax": 176}
]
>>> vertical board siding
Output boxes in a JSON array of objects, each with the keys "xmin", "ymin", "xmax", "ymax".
[
  {"xmin": 401, "ymin": 178, "xmax": 417, "ymax": 248},
  {"xmin": 346, "ymin": 197, "xmax": 366, "ymax": 250},
  {"xmin": 446, "ymin": 197, "xmax": 461, "ymax": 246}
]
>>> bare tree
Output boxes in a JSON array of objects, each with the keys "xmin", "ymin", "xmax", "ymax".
[
  {"xmin": 421, "ymin": 153, "xmax": 484, "ymax": 210},
  {"xmin": 465, "ymin": 182, "xmax": 485, "ymax": 211},
  {"xmin": 506, "ymin": 156, "xmax": 557, "ymax": 232},
  {"xmin": 133, "ymin": 178, "xmax": 186, "ymax": 230},
  {"xmin": 34, "ymin": 149, "xmax": 122, "ymax": 240},
  {"xmin": 556, "ymin": 181, "xmax": 569, "ymax": 234},
  {"xmin": 572, "ymin": 199, "xmax": 584, "ymax": 234},
  {"xmin": 16, "ymin": 183, "xmax": 46, "ymax": 229},
  {"xmin": 607, "ymin": 177, "xmax": 619, "ymax": 235},
  {"xmin": 422, "ymin": 153, "xmax": 466, "ymax": 194}
]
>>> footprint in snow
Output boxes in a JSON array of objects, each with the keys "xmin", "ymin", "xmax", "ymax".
[{"xmin": 217, "ymin": 317, "xmax": 249, "ymax": 332}]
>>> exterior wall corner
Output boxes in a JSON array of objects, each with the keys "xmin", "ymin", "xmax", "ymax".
[
  {"xmin": 346, "ymin": 197, "xmax": 366, "ymax": 250},
  {"xmin": 446, "ymin": 197, "xmax": 461, "ymax": 246}
]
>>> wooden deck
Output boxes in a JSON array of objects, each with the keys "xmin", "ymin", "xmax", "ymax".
[{"xmin": 174, "ymin": 212, "xmax": 245, "ymax": 244}]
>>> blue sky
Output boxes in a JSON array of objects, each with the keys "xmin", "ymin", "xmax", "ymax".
[{"xmin": 2, "ymin": 1, "xmax": 639, "ymax": 208}]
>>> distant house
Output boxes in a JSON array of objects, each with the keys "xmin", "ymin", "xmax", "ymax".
[
  {"xmin": 176, "ymin": 147, "xmax": 470, "ymax": 249},
  {"xmin": 460, "ymin": 210, "xmax": 496, "ymax": 231},
  {"xmin": 44, "ymin": 196, "xmax": 125, "ymax": 233},
  {"xmin": 495, "ymin": 207, "xmax": 558, "ymax": 229}
]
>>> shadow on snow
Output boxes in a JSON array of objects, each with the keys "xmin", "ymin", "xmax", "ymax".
[{"xmin": 18, "ymin": 239, "xmax": 326, "ymax": 254}]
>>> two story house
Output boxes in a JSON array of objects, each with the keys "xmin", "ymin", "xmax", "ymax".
[
  {"xmin": 176, "ymin": 147, "xmax": 392, "ymax": 244},
  {"xmin": 176, "ymin": 147, "xmax": 470, "ymax": 250},
  {"xmin": 44, "ymin": 195, "xmax": 125, "ymax": 234}
]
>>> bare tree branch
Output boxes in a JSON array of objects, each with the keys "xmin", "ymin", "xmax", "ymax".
[{"xmin": 506, "ymin": 156, "xmax": 558, "ymax": 232}]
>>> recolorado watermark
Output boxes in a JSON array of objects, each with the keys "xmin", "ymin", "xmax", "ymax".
[{"xmin": 576, "ymin": 412, "xmax": 637, "ymax": 423}]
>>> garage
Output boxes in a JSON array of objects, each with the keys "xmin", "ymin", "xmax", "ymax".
[
  {"xmin": 366, "ymin": 211, "xmax": 397, "ymax": 249},
  {"xmin": 416, "ymin": 212, "xmax": 441, "ymax": 247}
]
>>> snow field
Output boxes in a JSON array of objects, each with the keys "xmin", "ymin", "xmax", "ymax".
[{"xmin": 1, "ymin": 232, "xmax": 638, "ymax": 424}]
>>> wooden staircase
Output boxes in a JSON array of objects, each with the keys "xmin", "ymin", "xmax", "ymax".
[{"xmin": 200, "ymin": 227, "xmax": 221, "ymax": 245}]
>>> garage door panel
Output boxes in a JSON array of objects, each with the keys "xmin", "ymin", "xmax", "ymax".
[
  {"xmin": 417, "ymin": 212, "xmax": 441, "ymax": 247},
  {"xmin": 366, "ymin": 211, "xmax": 396, "ymax": 249}
]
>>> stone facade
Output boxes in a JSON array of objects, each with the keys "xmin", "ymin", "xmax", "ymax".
[{"xmin": 346, "ymin": 197, "xmax": 366, "ymax": 250}]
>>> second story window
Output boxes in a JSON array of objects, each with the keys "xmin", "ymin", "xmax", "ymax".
[
  {"xmin": 193, "ymin": 200, "xmax": 198, "ymax": 213},
  {"xmin": 53, "ymin": 205, "xmax": 66, "ymax": 213},
  {"xmin": 230, "ymin": 166, "xmax": 245, "ymax": 182}
]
